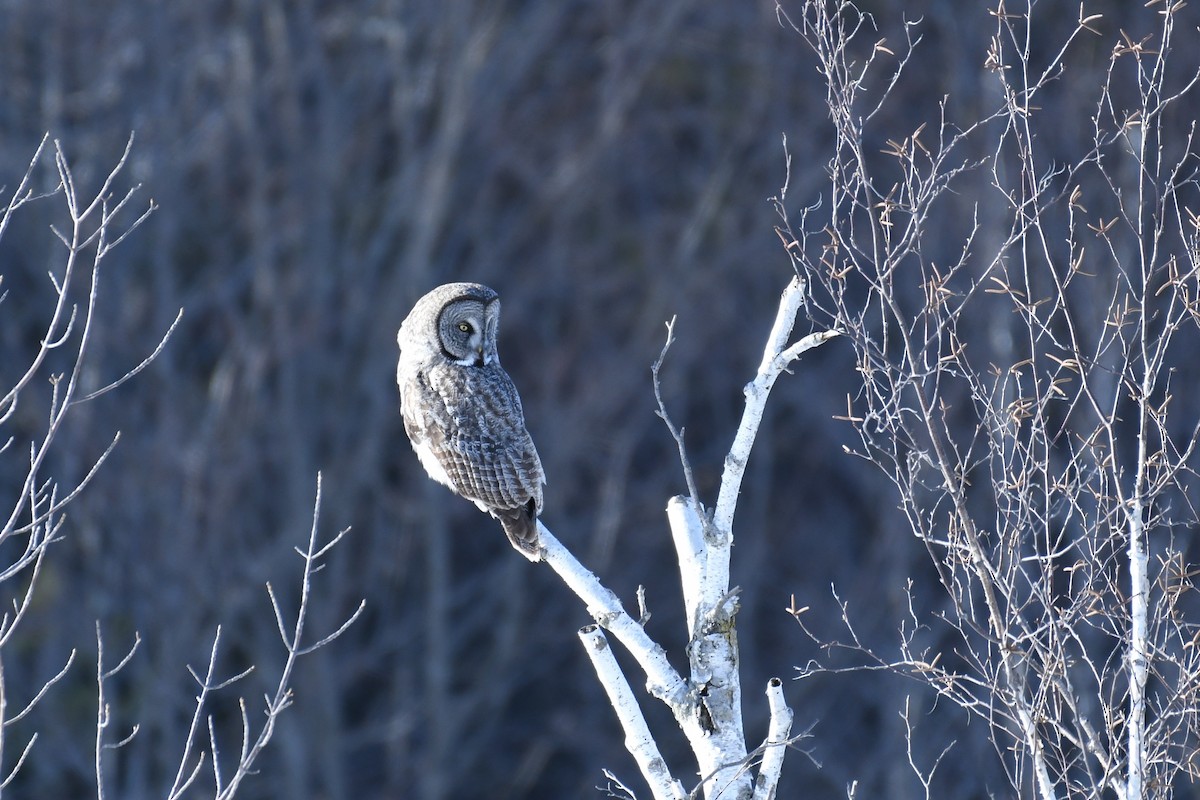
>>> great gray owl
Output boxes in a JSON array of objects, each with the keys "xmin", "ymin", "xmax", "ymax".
[{"xmin": 396, "ymin": 282, "xmax": 545, "ymax": 560}]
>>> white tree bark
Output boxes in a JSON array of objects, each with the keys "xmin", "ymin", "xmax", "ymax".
[
  {"xmin": 539, "ymin": 526, "xmax": 690, "ymax": 708},
  {"xmin": 1126, "ymin": 440, "xmax": 1149, "ymax": 800},
  {"xmin": 579, "ymin": 625, "xmax": 687, "ymax": 800},
  {"xmin": 667, "ymin": 496, "xmax": 705, "ymax": 634},
  {"xmin": 751, "ymin": 678, "xmax": 793, "ymax": 800},
  {"xmin": 676, "ymin": 278, "xmax": 836, "ymax": 798},
  {"xmin": 531, "ymin": 277, "xmax": 838, "ymax": 798}
]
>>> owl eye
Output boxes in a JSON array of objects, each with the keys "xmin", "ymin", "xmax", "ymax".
[{"xmin": 457, "ymin": 322, "xmax": 473, "ymax": 334}]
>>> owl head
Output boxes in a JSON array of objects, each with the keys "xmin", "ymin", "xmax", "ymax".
[{"xmin": 398, "ymin": 282, "xmax": 502, "ymax": 367}]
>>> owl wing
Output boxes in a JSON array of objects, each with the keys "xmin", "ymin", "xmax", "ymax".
[
  {"xmin": 401, "ymin": 373, "xmax": 457, "ymax": 491},
  {"xmin": 405, "ymin": 364, "xmax": 544, "ymax": 515}
]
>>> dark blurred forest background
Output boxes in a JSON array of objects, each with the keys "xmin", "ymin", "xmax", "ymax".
[{"xmin": 0, "ymin": 0, "xmax": 1197, "ymax": 798}]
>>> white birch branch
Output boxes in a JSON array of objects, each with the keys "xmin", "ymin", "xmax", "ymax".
[
  {"xmin": 712, "ymin": 277, "xmax": 838, "ymax": 540},
  {"xmin": 667, "ymin": 496, "xmax": 705, "ymax": 633},
  {"xmin": 579, "ymin": 626, "xmax": 687, "ymax": 800},
  {"xmin": 751, "ymin": 678, "xmax": 793, "ymax": 800},
  {"xmin": 538, "ymin": 523, "xmax": 690, "ymax": 707},
  {"xmin": 1018, "ymin": 703, "xmax": 1058, "ymax": 800},
  {"xmin": 707, "ymin": 276, "xmax": 840, "ymax": 601}
]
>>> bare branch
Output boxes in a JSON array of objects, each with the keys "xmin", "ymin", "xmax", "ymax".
[
  {"xmin": 579, "ymin": 626, "xmax": 687, "ymax": 800},
  {"xmin": 72, "ymin": 308, "xmax": 185, "ymax": 405},
  {"xmin": 539, "ymin": 523, "xmax": 689, "ymax": 707},
  {"xmin": 751, "ymin": 678, "xmax": 794, "ymax": 800}
]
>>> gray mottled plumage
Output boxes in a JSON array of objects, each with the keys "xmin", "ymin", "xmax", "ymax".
[{"xmin": 396, "ymin": 283, "xmax": 545, "ymax": 559}]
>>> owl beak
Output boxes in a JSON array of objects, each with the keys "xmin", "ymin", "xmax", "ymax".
[{"xmin": 475, "ymin": 344, "xmax": 486, "ymax": 365}]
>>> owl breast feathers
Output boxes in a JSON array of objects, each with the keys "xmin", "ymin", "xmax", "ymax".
[{"xmin": 397, "ymin": 283, "xmax": 545, "ymax": 560}]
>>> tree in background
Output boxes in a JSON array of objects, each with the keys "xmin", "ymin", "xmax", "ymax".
[
  {"xmin": 0, "ymin": 139, "xmax": 360, "ymax": 798},
  {"xmin": 787, "ymin": 0, "xmax": 1200, "ymax": 796}
]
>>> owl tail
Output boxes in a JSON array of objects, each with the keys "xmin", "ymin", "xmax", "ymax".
[{"xmin": 494, "ymin": 500, "xmax": 542, "ymax": 562}]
